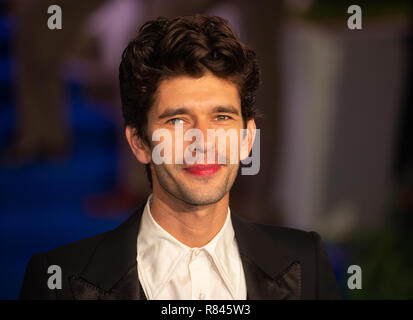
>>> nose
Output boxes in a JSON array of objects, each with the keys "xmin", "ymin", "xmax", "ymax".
[{"xmin": 191, "ymin": 119, "xmax": 214, "ymax": 154}]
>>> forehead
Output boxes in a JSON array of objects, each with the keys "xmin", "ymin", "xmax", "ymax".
[{"xmin": 152, "ymin": 73, "xmax": 241, "ymax": 114}]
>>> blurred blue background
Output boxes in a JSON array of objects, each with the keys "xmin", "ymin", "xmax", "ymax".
[{"xmin": 0, "ymin": 3, "xmax": 125, "ymax": 299}]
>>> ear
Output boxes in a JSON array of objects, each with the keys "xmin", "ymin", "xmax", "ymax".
[
  {"xmin": 240, "ymin": 119, "xmax": 257, "ymax": 161},
  {"xmin": 125, "ymin": 126, "xmax": 151, "ymax": 164}
]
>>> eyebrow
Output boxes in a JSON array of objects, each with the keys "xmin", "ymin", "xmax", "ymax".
[
  {"xmin": 158, "ymin": 105, "xmax": 240, "ymax": 119},
  {"xmin": 158, "ymin": 107, "xmax": 191, "ymax": 119},
  {"xmin": 212, "ymin": 105, "xmax": 240, "ymax": 116}
]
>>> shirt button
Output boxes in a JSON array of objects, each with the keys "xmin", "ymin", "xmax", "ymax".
[{"xmin": 199, "ymin": 293, "xmax": 205, "ymax": 300}]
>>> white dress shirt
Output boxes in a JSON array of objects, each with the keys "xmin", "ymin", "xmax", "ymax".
[{"xmin": 137, "ymin": 194, "xmax": 247, "ymax": 300}]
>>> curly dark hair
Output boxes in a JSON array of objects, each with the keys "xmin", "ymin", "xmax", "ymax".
[{"xmin": 119, "ymin": 14, "xmax": 261, "ymax": 187}]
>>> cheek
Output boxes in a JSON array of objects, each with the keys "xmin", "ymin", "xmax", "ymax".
[{"xmin": 215, "ymin": 130, "xmax": 242, "ymax": 164}]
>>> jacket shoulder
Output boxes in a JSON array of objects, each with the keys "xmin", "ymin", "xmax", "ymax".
[
  {"xmin": 251, "ymin": 222, "xmax": 317, "ymax": 253},
  {"xmin": 20, "ymin": 208, "xmax": 143, "ymax": 299},
  {"xmin": 19, "ymin": 230, "xmax": 109, "ymax": 300},
  {"xmin": 251, "ymin": 223, "xmax": 341, "ymax": 299},
  {"xmin": 44, "ymin": 231, "xmax": 108, "ymax": 270},
  {"xmin": 38, "ymin": 207, "xmax": 140, "ymax": 271}
]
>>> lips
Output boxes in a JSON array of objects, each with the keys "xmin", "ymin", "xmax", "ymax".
[{"xmin": 183, "ymin": 164, "xmax": 221, "ymax": 177}]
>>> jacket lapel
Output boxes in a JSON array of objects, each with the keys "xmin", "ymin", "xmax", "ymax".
[
  {"xmin": 69, "ymin": 205, "xmax": 147, "ymax": 300},
  {"xmin": 69, "ymin": 204, "xmax": 301, "ymax": 300},
  {"xmin": 69, "ymin": 265, "xmax": 145, "ymax": 300},
  {"xmin": 232, "ymin": 214, "xmax": 302, "ymax": 300}
]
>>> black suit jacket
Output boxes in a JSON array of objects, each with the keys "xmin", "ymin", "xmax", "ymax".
[{"xmin": 19, "ymin": 204, "xmax": 341, "ymax": 300}]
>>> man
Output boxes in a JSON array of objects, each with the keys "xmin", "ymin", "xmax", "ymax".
[{"xmin": 19, "ymin": 14, "xmax": 341, "ymax": 300}]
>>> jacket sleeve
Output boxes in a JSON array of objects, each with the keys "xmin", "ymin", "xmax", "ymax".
[
  {"xmin": 310, "ymin": 231, "xmax": 342, "ymax": 300},
  {"xmin": 19, "ymin": 253, "xmax": 56, "ymax": 300}
]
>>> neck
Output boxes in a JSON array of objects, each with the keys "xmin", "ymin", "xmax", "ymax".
[{"xmin": 149, "ymin": 190, "xmax": 229, "ymax": 248}]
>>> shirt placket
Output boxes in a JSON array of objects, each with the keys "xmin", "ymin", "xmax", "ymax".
[{"xmin": 188, "ymin": 248, "xmax": 210, "ymax": 300}]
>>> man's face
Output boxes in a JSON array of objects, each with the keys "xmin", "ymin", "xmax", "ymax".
[{"xmin": 135, "ymin": 73, "xmax": 255, "ymax": 206}]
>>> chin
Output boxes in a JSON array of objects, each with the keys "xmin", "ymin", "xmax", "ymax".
[
  {"xmin": 154, "ymin": 167, "xmax": 233, "ymax": 206},
  {"xmin": 176, "ymin": 185, "xmax": 228, "ymax": 206}
]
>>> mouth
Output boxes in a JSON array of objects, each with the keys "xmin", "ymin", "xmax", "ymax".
[{"xmin": 183, "ymin": 164, "xmax": 221, "ymax": 177}]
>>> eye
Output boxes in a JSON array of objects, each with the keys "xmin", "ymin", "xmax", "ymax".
[
  {"xmin": 216, "ymin": 115, "xmax": 230, "ymax": 121},
  {"xmin": 167, "ymin": 118, "xmax": 185, "ymax": 125}
]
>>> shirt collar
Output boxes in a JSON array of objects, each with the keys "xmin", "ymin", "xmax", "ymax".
[{"xmin": 137, "ymin": 194, "xmax": 241, "ymax": 299}]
